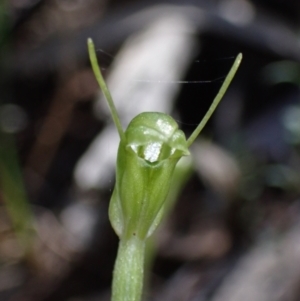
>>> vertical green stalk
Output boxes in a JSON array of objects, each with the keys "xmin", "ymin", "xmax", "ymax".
[
  {"xmin": 112, "ymin": 237, "xmax": 146, "ymax": 301},
  {"xmin": 0, "ymin": 133, "xmax": 35, "ymax": 255}
]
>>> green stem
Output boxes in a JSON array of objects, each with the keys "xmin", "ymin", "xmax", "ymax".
[
  {"xmin": 112, "ymin": 237, "xmax": 146, "ymax": 301},
  {"xmin": 187, "ymin": 53, "xmax": 242, "ymax": 147}
]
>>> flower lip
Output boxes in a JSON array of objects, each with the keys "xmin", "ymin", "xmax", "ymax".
[
  {"xmin": 129, "ymin": 141, "xmax": 174, "ymax": 163},
  {"xmin": 138, "ymin": 142, "xmax": 163, "ymax": 163}
]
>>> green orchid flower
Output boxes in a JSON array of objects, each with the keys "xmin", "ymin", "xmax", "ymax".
[{"xmin": 87, "ymin": 38, "xmax": 242, "ymax": 301}]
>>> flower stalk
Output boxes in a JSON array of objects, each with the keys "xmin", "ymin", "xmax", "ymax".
[{"xmin": 112, "ymin": 237, "xmax": 145, "ymax": 301}]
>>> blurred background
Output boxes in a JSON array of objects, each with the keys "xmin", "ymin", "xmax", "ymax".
[{"xmin": 1, "ymin": 0, "xmax": 300, "ymax": 300}]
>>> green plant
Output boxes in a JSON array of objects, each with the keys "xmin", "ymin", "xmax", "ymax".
[
  {"xmin": 0, "ymin": 133, "xmax": 35, "ymax": 255},
  {"xmin": 87, "ymin": 38, "xmax": 242, "ymax": 301}
]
